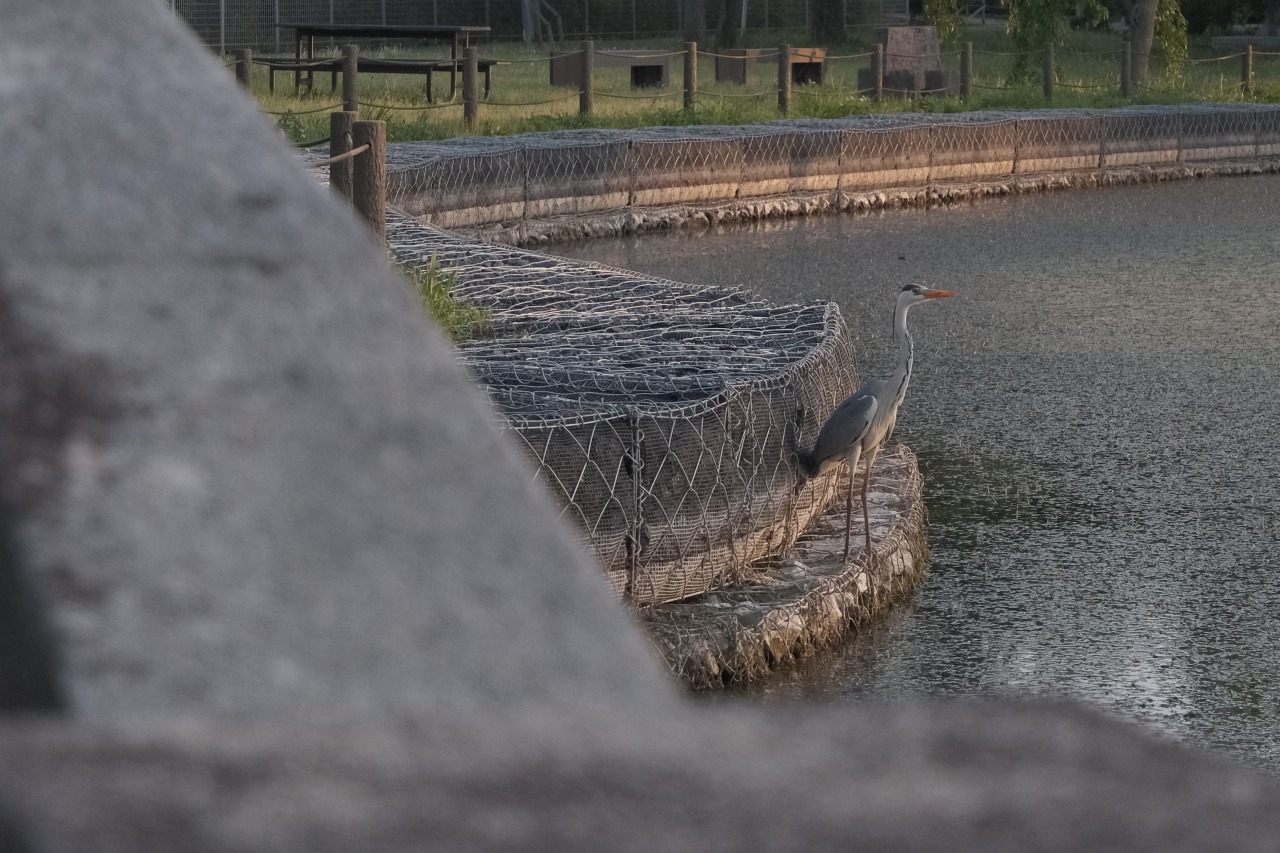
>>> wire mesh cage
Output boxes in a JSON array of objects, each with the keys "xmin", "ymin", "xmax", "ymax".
[
  {"xmin": 386, "ymin": 211, "xmax": 857, "ymax": 605},
  {"xmin": 381, "ymin": 106, "xmax": 1280, "ymax": 235}
]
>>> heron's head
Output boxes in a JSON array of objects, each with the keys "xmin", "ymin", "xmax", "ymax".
[{"xmin": 899, "ymin": 283, "xmax": 958, "ymax": 307}]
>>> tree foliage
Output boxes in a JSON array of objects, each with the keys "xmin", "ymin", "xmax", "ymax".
[
  {"xmin": 924, "ymin": 0, "xmax": 963, "ymax": 46},
  {"xmin": 1000, "ymin": 0, "xmax": 1109, "ymax": 79},
  {"xmin": 1129, "ymin": 0, "xmax": 1188, "ymax": 84},
  {"xmin": 1154, "ymin": 0, "xmax": 1189, "ymax": 72}
]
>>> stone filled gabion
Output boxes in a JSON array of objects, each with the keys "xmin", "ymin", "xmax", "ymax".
[
  {"xmin": 380, "ymin": 103, "xmax": 1280, "ymax": 243},
  {"xmin": 639, "ymin": 446, "xmax": 927, "ymax": 688},
  {"xmin": 388, "ymin": 212, "xmax": 858, "ymax": 605}
]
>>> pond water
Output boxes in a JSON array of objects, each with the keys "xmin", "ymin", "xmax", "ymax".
[{"xmin": 558, "ymin": 174, "xmax": 1280, "ymax": 773}]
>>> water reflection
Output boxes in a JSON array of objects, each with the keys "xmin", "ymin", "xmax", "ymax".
[{"xmin": 559, "ymin": 175, "xmax": 1280, "ymax": 771}]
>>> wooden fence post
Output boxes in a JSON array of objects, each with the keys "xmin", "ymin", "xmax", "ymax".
[
  {"xmin": 579, "ymin": 39, "xmax": 594, "ymax": 115},
  {"xmin": 1243, "ymin": 44, "xmax": 1254, "ymax": 96},
  {"xmin": 464, "ymin": 45, "xmax": 479, "ymax": 128},
  {"xmin": 777, "ymin": 43, "xmax": 791, "ymax": 114},
  {"xmin": 329, "ymin": 110, "xmax": 357, "ymax": 201},
  {"xmin": 1121, "ymin": 40, "xmax": 1131, "ymax": 97},
  {"xmin": 236, "ymin": 48, "xmax": 252, "ymax": 88},
  {"xmin": 684, "ymin": 41, "xmax": 697, "ymax": 111},
  {"xmin": 342, "ymin": 44, "xmax": 359, "ymax": 113},
  {"xmin": 1042, "ymin": 42, "xmax": 1054, "ymax": 103},
  {"xmin": 960, "ymin": 41, "xmax": 971, "ymax": 99},
  {"xmin": 873, "ymin": 43, "xmax": 884, "ymax": 102},
  {"xmin": 352, "ymin": 120, "xmax": 387, "ymax": 243}
]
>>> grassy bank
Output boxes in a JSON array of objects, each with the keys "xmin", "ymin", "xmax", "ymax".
[{"xmin": 249, "ymin": 28, "xmax": 1280, "ymax": 145}]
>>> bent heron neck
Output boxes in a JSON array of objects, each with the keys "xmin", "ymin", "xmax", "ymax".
[{"xmin": 889, "ymin": 299, "xmax": 915, "ymax": 403}]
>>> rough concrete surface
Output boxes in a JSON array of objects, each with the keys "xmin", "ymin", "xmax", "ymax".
[
  {"xmin": 2, "ymin": 1, "xmax": 1280, "ymax": 850},
  {"xmin": 0, "ymin": 0, "xmax": 671, "ymax": 721}
]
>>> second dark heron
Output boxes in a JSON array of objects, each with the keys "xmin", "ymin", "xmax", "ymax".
[{"xmin": 799, "ymin": 283, "xmax": 957, "ymax": 563}]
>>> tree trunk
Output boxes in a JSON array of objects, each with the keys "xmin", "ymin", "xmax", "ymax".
[
  {"xmin": 1129, "ymin": 0, "xmax": 1158, "ymax": 84},
  {"xmin": 683, "ymin": 0, "xmax": 707, "ymax": 43},
  {"xmin": 812, "ymin": 0, "xmax": 846, "ymax": 44},
  {"xmin": 715, "ymin": 0, "xmax": 744, "ymax": 49}
]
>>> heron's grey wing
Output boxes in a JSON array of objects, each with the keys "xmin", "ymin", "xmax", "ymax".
[{"xmin": 810, "ymin": 390, "xmax": 878, "ymax": 469}]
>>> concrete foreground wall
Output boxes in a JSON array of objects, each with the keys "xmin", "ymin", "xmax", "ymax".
[
  {"xmin": 388, "ymin": 105, "xmax": 1280, "ymax": 231},
  {"xmin": 5, "ymin": 2, "xmax": 1280, "ymax": 850}
]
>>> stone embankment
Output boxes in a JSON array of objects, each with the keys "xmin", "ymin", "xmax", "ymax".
[{"xmin": 641, "ymin": 447, "xmax": 926, "ymax": 688}]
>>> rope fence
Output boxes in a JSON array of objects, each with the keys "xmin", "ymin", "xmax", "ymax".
[
  {"xmin": 250, "ymin": 38, "xmax": 1280, "ymax": 141},
  {"xmin": 593, "ymin": 89, "xmax": 684, "ymax": 100},
  {"xmin": 359, "ymin": 100, "xmax": 462, "ymax": 111},
  {"xmin": 482, "ymin": 92, "xmax": 581, "ymax": 107},
  {"xmin": 308, "ymin": 142, "xmax": 370, "ymax": 167},
  {"xmin": 696, "ymin": 88, "xmax": 780, "ymax": 99},
  {"xmin": 822, "ymin": 51, "xmax": 875, "ymax": 61},
  {"xmin": 263, "ymin": 102, "xmax": 343, "ymax": 116}
]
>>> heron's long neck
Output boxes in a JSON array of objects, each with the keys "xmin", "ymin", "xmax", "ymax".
[{"xmin": 890, "ymin": 301, "xmax": 914, "ymax": 402}]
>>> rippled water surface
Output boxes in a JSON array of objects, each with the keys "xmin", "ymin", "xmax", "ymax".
[{"xmin": 559, "ymin": 175, "xmax": 1280, "ymax": 771}]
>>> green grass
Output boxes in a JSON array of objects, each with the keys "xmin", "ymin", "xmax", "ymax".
[
  {"xmin": 403, "ymin": 255, "xmax": 490, "ymax": 343},
  {"xmin": 244, "ymin": 28, "xmax": 1280, "ymax": 144}
]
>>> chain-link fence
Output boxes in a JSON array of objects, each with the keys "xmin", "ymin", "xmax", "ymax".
[
  {"xmin": 166, "ymin": 0, "xmax": 908, "ymax": 53},
  {"xmin": 384, "ymin": 210, "xmax": 857, "ymax": 605}
]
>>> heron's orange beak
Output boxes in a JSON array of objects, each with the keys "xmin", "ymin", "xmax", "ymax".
[{"xmin": 922, "ymin": 288, "xmax": 957, "ymax": 299}]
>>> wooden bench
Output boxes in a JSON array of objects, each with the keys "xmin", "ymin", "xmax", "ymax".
[{"xmin": 256, "ymin": 56, "xmax": 500, "ymax": 102}]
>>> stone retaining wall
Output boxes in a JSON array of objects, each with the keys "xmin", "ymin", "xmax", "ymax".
[
  {"xmin": 642, "ymin": 446, "xmax": 927, "ymax": 688},
  {"xmin": 387, "ymin": 104, "xmax": 1280, "ymax": 236}
]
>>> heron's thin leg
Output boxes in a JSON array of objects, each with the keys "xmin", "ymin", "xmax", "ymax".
[
  {"xmin": 843, "ymin": 465, "xmax": 853, "ymax": 564},
  {"xmin": 861, "ymin": 454, "xmax": 874, "ymax": 553}
]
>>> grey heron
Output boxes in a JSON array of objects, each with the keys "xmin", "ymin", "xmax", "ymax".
[{"xmin": 799, "ymin": 283, "xmax": 957, "ymax": 563}]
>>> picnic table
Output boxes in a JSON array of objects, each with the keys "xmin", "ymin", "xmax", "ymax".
[{"xmin": 285, "ymin": 23, "xmax": 490, "ymax": 98}]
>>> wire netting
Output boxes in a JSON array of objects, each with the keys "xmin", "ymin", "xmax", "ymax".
[
  {"xmin": 384, "ymin": 210, "xmax": 857, "ymax": 605},
  {"xmin": 379, "ymin": 105, "xmax": 1280, "ymax": 232}
]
